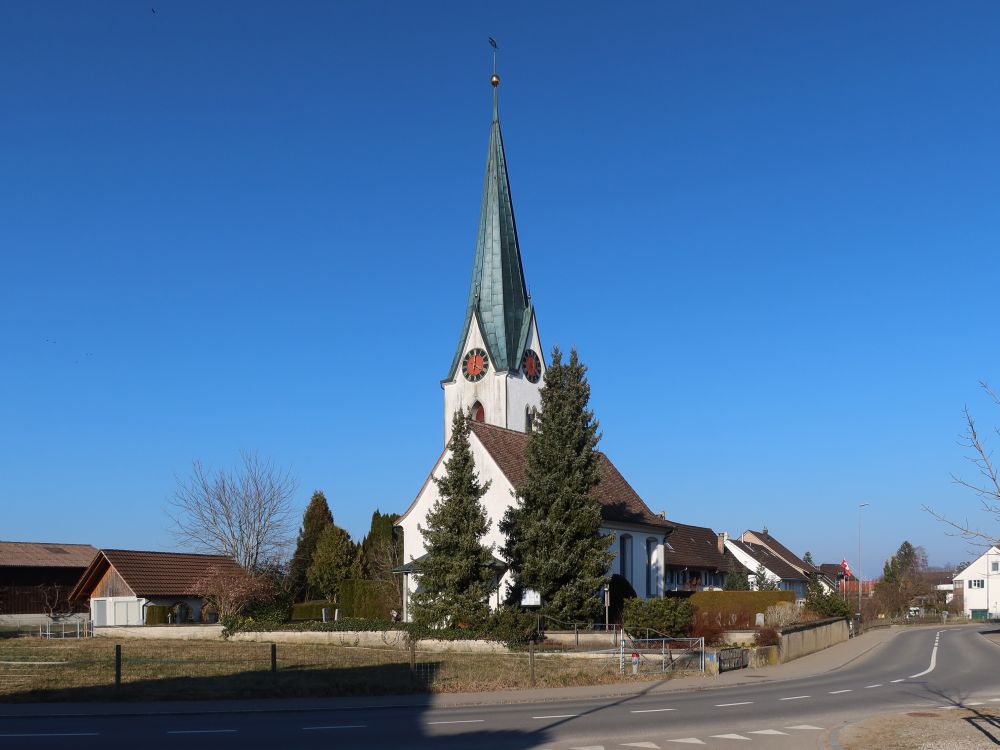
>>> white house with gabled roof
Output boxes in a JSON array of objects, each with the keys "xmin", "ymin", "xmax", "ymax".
[{"xmin": 953, "ymin": 545, "xmax": 1000, "ymax": 620}]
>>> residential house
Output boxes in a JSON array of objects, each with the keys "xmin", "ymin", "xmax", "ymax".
[
  {"xmin": 0, "ymin": 540, "xmax": 97, "ymax": 623},
  {"xmin": 69, "ymin": 549, "xmax": 243, "ymax": 626},
  {"xmin": 724, "ymin": 537, "xmax": 810, "ymax": 599},
  {"xmin": 741, "ymin": 529, "xmax": 835, "ymax": 593},
  {"xmin": 953, "ymin": 547, "xmax": 1000, "ymax": 620},
  {"xmin": 661, "ymin": 525, "xmax": 750, "ymax": 592}
]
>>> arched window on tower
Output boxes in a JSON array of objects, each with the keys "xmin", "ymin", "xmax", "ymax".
[
  {"xmin": 471, "ymin": 401, "xmax": 485, "ymax": 423},
  {"xmin": 619, "ymin": 534, "xmax": 633, "ymax": 585},
  {"xmin": 525, "ymin": 406, "xmax": 535, "ymax": 432}
]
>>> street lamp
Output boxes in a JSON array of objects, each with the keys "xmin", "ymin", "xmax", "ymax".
[{"xmin": 858, "ymin": 503, "xmax": 870, "ymax": 620}]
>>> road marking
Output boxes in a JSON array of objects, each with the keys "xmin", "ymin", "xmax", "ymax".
[
  {"xmin": 749, "ymin": 729, "xmax": 789, "ymax": 735},
  {"xmin": 891, "ymin": 679, "xmax": 905, "ymax": 683},
  {"xmin": 829, "ymin": 689, "xmax": 852, "ymax": 694},
  {"xmin": 569, "ymin": 746, "xmax": 605, "ymax": 750},
  {"xmin": 665, "ymin": 740, "xmax": 705, "ymax": 745},
  {"xmin": 710, "ymin": 734, "xmax": 751, "ymax": 740},
  {"xmin": 166, "ymin": 730, "xmax": 237, "ymax": 734},
  {"xmin": 779, "ymin": 695, "xmax": 810, "ymax": 701},
  {"xmin": 631, "ymin": 708, "xmax": 676, "ymax": 714},
  {"xmin": 909, "ymin": 629, "xmax": 944, "ymax": 678},
  {"xmin": 785, "ymin": 725, "xmax": 823, "ymax": 730},
  {"xmin": 715, "ymin": 701, "xmax": 752, "ymax": 707},
  {"xmin": 966, "ymin": 701, "xmax": 985, "ymax": 706},
  {"xmin": 622, "ymin": 743, "xmax": 661, "ymax": 748},
  {"xmin": 427, "ymin": 719, "xmax": 485, "ymax": 725},
  {"xmin": 533, "ymin": 714, "xmax": 578, "ymax": 719},
  {"xmin": 990, "ymin": 698, "xmax": 1000, "ymax": 703},
  {"xmin": 302, "ymin": 725, "xmax": 366, "ymax": 730},
  {"xmin": 865, "ymin": 684, "xmax": 882, "ymax": 688},
  {"xmin": 0, "ymin": 734, "xmax": 100, "ymax": 738}
]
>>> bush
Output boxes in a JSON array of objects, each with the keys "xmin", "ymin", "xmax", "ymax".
[
  {"xmin": 622, "ymin": 597, "xmax": 694, "ymax": 637},
  {"xmin": 144, "ymin": 605, "xmax": 170, "ymax": 625},
  {"xmin": 688, "ymin": 590, "xmax": 795, "ymax": 621},
  {"xmin": 764, "ymin": 603, "xmax": 798, "ymax": 628},
  {"xmin": 690, "ymin": 611, "xmax": 726, "ymax": 645},
  {"xmin": 754, "ymin": 626, "xmax": 780, "ymax": 647},
  {"xmin": 291, "ymin": 601, "xmax": 337, "ymax": 621},
  {"xmin": 805, "ymin": 591, "xmax": 852, "ymax": 619},
  {"xmin": 244, "ymin": 594, "xmax": 292, "ymax": 627},
  {"xmin": 339, "ymin": 579, "xmax": 400, "ymax": 619}
]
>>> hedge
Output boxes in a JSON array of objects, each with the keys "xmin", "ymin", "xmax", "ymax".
[
  {"xmin": 291, "ymin": 601, "xmax": 336, "ymax": 621},
  {"xmin": 688, "ymin": 590, "xmax": 795, "ymax": 622}
]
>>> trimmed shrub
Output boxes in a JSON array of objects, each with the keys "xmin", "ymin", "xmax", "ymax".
[
  {"xmin": 690, "ymin": 611, "xmax": 726, "ymax": 645},
  {"xmin": 764, "ymin": 603, "xmax": 798, "ymax": 628},
  {"xmin": 339, "ymin": 579, "xmax": 398, "ymax": 619},
  {"xmin": 144, "ymin": 605, "xmax": 170, "ymax": 625},
  {"xmin": 688, "ymin": 590, "xmax": 795, "ymax": 621},
  {"xmin": 622, "ymin": 596, "xmax": 694, "ymax": 637},
  {"xmin": 754, "ymin": 626, "xmax": 780, "ymax": 647},
  {"xmin": 291, "ymin": 601, "xmax": 337, "ymax": 621}
]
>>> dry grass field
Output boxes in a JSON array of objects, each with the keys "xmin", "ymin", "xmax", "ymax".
[{"xmin": 0, "ymin": 637, "xmax": 683, "ymax": 701}]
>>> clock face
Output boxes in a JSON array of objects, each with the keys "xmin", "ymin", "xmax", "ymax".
[
  {"xmin": 462, "ymin": 348, "xmax": 489, "ymax": 382},
  {"xmin": 522, "ymin": 349, "xmax": 542, "ymax": 383}
]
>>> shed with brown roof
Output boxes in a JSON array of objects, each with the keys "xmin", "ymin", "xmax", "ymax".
[
  {"xmin": 0, "ymin": 541, "xmax": 97, "ymax": 620},
  {"xmin": 69, "ymin": 549, "xmax": 243, "ymax": 626}
]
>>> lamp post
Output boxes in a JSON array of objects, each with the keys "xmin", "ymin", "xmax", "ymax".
[{"xmin": 858, "ymin": 503, "xmax": 870, "ymax": 620}]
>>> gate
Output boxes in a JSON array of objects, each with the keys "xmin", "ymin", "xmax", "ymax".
[{"xmin": 718, "ymin": 646, "xmax": 749, "ymax": 672}]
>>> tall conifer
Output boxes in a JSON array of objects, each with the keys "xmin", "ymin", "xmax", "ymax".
[
  {"xmin": 288, "ymin": 491, "xmax": 333, "ymax": 600},
  {"xmin": 410, "ymin": 410, "xmax": 495, "ymax": 627},
  {"xmin": 500, "ymin": 347, "xmax": 613, "ymax": 622}
]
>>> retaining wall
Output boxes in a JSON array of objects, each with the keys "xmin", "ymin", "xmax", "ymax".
[{"xmin": 779, "ymin": 618, "xmax": 849, "ymax": 662}]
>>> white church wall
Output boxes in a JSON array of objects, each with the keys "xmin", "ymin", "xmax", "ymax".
[
  {"xmin": 505, "ymin": 316, "xmax": 544, "ymax": 433},
  {"xmin": 603, "ymin": 524, "xmax": 664, "ymax": 599},
  {"xmin": 442, "ymin": 311, "xmax": 507, "ymax": 444}
]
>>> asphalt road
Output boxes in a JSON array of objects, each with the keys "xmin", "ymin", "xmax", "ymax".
[{"xmin": 2, "ymin": 626, "xmax": 999, "ymax": 749}]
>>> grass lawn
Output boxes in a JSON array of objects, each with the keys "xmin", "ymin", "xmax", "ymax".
[{"xmin": 0, "ymin": 637, "xmax": 684, "ymax": 702}]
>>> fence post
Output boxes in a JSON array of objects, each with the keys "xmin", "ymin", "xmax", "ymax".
[
  {"xmin": 114, "ymin": 644, "xmax": 122, "ymax": 689},
  {"xmin": 270, "ymin": 643, "xmax": 277, "ymax": 674},
  {"xmin": 619, "ymin": 638, "xmax": 625, "ymax": 675},
  {"xmin": 529, "ymin": 640, "xmax": 535, "ymax": 686},
  {"xmin": 574, "ymin": 624, "xmax": 578, "ymax": 648},
  {"xmin": 409, "ymin": 638, "xmax": 416, "ymax": 672}
]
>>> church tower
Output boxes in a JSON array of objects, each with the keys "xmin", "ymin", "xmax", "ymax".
[{"xmin": 442, "ymin": 72, "xmax": 544, "ymax": 444}]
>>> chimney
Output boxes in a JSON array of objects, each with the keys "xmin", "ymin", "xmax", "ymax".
[{"xmin": 717, "ymin": 531, "xmax": 729, "ymax": 554}]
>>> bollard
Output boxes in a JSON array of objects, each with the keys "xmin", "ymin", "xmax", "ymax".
[
  {"xmin": 115, "ymin": 644, "xmax": 122, "ymax": 688},
  {"xmin": 271, "ymin": 643, "xmax": 277, "ymax": 674},
  {"xmin": 631, "ymin": 651, "xmax": 640, "ymax": 676},
  {"xmin": 529, "ymin": 640, "xmax": 536, "ymax": 686}
]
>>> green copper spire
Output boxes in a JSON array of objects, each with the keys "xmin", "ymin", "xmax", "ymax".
[{"xmin": 447, "ymin": 75, "xmax": 534, "ymax": 380}]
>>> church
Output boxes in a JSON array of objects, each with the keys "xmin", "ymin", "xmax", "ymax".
[{"xmin": 395, "ymin": 72, "xmax": 673, "ymax": 621}]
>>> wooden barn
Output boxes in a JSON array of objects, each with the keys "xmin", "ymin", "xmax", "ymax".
[
  {"xmin": 69, "ymin": 549, "xmax": 243, "ymax": 626},
  {"xmin": 0, "ymin": 541, "xmax": 97, "ymax": 622}
]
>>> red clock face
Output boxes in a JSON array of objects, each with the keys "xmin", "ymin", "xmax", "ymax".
[
  {"xmin": 522, "ymin": 349, "xmax": 541, "ymax": 383},
  {"xmin": 462, "ymin": 348, "xmax": 489, "ymax": 382}
]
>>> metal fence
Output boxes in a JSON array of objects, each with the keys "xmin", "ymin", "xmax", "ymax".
[{"xmin": 717, "ymin": 646, "xmax": 749, "ymax": 672}]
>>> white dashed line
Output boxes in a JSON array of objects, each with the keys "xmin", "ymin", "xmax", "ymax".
[
  {"xmin": 779, "ymin": 695, "xmax": 810, "ymax": 701},
  {"xmin": 785, "ymin": 725, "xmax": 824, "ymax": 730},
  {"xmin": 710, "ymin": 734, "xmax": 751, "ymax": 740},
  {"xmin": 829, "ymin": 689, "xmax": 852, "ymax": 694},
  {"xmin": 631, "ymin": 708, "xmax": 677, "ymax": 713},
  {"xmin": 166, "ymin": 730, "xmax": 237, "ymax": 735},
  {"xmin": 427, "ymin": 719, "xmax": 485, "ymax": 725},
  {"xmin": 891, "ymin": 679, "xmax": 905, "ymax": 683},
  {"xmin": 865, "ymin": 684, "xmax": 882, "ymax": 688},
  {"xmin": 665, "ymin": 740, "xmax": 705, "ymax": 745},
  {"xmin": 909, "ymin": 629, "xmax": 944, "ymax": 678},
  {"xmin": 749, "ymin": 729, "xmax": 789, "ymax": 735},
  {"xmin": 302, "ymin": 725, "xmax": 367, "ymax": 731},
  {"xmin": 622, "ymin": 743, "xmax": 661, "ymax": 748},
  {"xmin": 0, "ymin": 734, "xmax": 100, "ymax": 738},
  {"xmin": 966, "ymin": 701, "xmax": 985, "ymax": 706},
  {"xmin": 715, "ymin": 701, "xmax": 752, "ymax": 707}
]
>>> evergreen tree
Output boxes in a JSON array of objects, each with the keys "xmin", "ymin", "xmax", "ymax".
[
  {"xmin": 500, "ymin": 347, "xmax": 613, "ymax": 622},
  {"xmin": 803, "ymin": 550, "xmax": 815, "ymax": 566},
  {"xmin": 307, "ymin": 523, "xmax": 354, "ymax": 602},
  {"xmin": 723, "ymin": 565, "xmax": 751, "ymax": 591},
  {"xmin": 410, "ymin": 410, "xmax": 495, "ymax": 627},
  {"xmin": 754, "ymin": 562, "xmax": 780, "ymax": 591},
  {"xmin": 288, "ymin": 491, "xmax": 333, "ymax": 600}
]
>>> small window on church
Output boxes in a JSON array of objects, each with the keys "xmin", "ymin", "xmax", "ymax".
[
  {"xmin": 525, "ymin": 406, "xmax": 534, "ymax": 432},
  {"xmin": 471, "ymin": 401, "xmax": 485, "ymax": 422},
  {"xmin": 620, "ymin": 534, "xmax": 633, "ymax": 584}
]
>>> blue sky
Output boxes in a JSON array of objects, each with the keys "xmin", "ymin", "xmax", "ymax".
[{"xmin": 2, "ymin": 2, "xmax": 998, "ymax": 580}]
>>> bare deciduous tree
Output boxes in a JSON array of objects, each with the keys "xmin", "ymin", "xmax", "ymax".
[
  {"xmin": 169, "ymin": 450, "xmax": 296, "ymax": 570},
  {"xmin": 925, "ymin": 382, "xmax": 1000, "ymax": 546},
  {"xmin": 38, "ymin": 584, "xmax": 72, "ymax": 620},
  {"xmin": 190, "ymin": 564, "xmax": 274, "ymax": 620}
]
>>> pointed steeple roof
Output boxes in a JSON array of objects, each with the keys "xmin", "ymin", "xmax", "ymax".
[{"xmin": 447, "ymin": 77, "xmax": 534, "ymax": 379}]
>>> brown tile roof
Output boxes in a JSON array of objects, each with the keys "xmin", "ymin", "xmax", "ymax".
[
  {"xmin": 470, "ymin": 422, "xmax": 671, "ymax": 529},
  {"xmin": 70, "ymin": 549, "xmax": 244, "ymax": 600},
  {"xmin": 745, "ymin": 530, "xmax": 820, "ymax": 576},
  {"xmin": 663, "ymin": 522, "xmax": 733, "ymax": 571},
  {"xmin": 728, "ymin": 539, "xmax": 806, "ymax": 581},
  {"xmin": 0, "ymin": 541, "xmax": 97, "ymax": 568}
]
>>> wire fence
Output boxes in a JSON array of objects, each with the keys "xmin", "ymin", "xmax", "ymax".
[{"xmin": 0, "ymin": 633, "xmax": 705, "ymax": 702}]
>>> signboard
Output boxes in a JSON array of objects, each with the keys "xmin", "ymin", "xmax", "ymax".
[{"xmin": 521, "ymin": 588, "xmax": 541, "ymax": 607}]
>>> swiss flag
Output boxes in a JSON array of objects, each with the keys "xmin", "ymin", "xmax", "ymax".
[{"xmin": 841, "ymin": 559, "xmax": 852, "ymax": 577}]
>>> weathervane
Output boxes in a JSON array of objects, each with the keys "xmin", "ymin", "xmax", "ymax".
[{"xmin": 489, "ymin": 37, "xmax": 499, "ymax": 87}]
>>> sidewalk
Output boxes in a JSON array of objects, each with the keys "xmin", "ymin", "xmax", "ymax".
[{"xmin": 0, "ymin": 627, "xmax": 900, "ymax": 719}]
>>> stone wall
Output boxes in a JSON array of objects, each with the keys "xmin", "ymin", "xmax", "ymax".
[{"xmin": 779, "ymin": 617, "xmax": 849, "ymax": 662}]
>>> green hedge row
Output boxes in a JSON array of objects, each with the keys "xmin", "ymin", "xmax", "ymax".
[{"xmin": 688, "ymin": 590, "xmax": 795, "ymax": 618}]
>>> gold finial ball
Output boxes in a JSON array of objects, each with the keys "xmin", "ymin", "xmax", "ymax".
[{"xmin": 491, "ymin": 73, "xmax": 500, "ymax": 87}]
